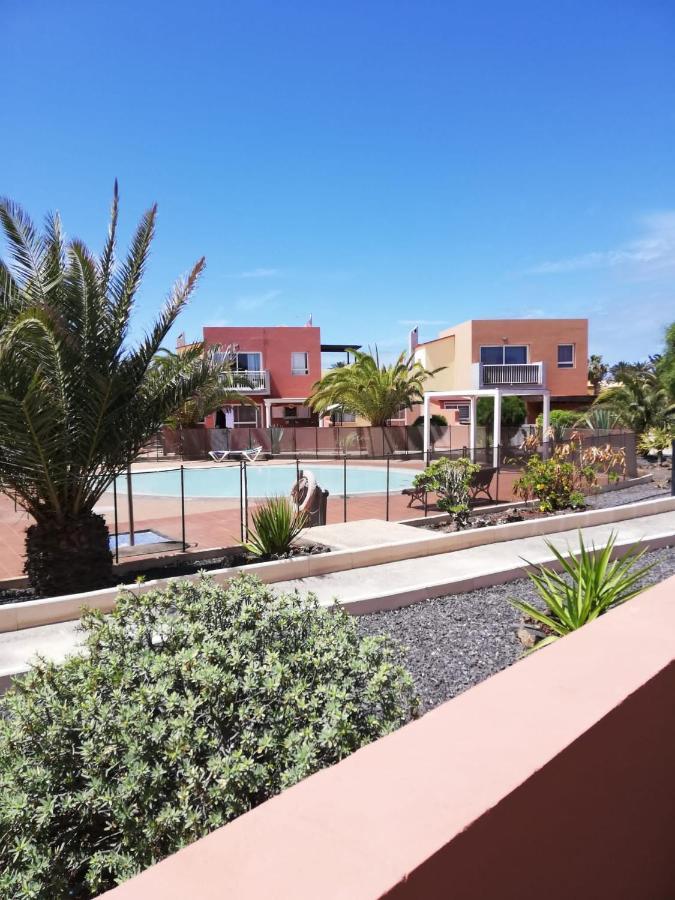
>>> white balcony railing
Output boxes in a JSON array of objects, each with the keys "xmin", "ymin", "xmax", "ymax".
[
  {"xmin": 476, "ymin": 362, "xmax": 544, "ymax": 388},
  {"xmin": 231, "ymin": 370, "xmax": 270, "ymax": 393}
]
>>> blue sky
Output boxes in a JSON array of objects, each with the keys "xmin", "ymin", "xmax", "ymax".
[{"xmin": 3, "ymin": 0, "xmax": 674, "ymax": 364}]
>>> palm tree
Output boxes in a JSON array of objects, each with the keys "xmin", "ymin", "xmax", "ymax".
[
  {"xmin": 593, "ymin": 371, "xmax": 672, "ymax": 435},
  {"xmin": 308, "ymin": 348, "xmax": 442, "ymax": 426},
  {"xmin": 588, "ymin": 353, "xmax": 608, "ymax": 395},
  {"xmin": 155, "ymin": 347, "xmax": 251, "ymax": 429},
  {"xmin": 0, "ymin": 185, "xmax": 221, "ymax": 595}
]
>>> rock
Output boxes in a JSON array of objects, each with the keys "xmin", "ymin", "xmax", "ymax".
[{"xmin": 517, "ymin": 625, "xmax": 545, "ymax": 648}]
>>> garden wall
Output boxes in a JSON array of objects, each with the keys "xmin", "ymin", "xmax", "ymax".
[{"xmin": 103, "ymin": 574, "xmax": 675, "ymax": 900}]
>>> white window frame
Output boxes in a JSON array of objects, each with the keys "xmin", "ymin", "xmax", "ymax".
[
  {"xmin": 479, "ymin": 345, "xmax": 529, "ymax": 365},
  {"xmin": 233, "ymin": 404, "xmax": 260, "ymax": 427},
  {"xmin": 291, "ymin": 351, "xmax": 309, "ymax": 375},
  {"xmin": 557, "ymin": 343, "xmax": 575, "ymax": 369},
  {"xmin": 442, "ymin": 401, "xmax": 470, "ymax": 423}
]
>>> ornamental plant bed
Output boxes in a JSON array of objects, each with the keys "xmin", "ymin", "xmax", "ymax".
[{"xmin": 0, "ymin": 542, "xmax": 329, "ymax": 606}]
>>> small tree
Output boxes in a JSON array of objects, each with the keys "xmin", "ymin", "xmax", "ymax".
[
  {"xmin": 412, "ymin": 456, "xmax": 479, "ymax": 527},
  {"xmin": 308, "ymin": 348, "xmax": 442, "ymax": 426},
  {"xmin": 588, "ymin": 354, "xmax": 608, "ymax": 395},
  {"xmin": 477, "ymin": 396, "xmax": 527, "ymax": 430},
  {"xmin": 0, "ymin": 575, "xmax": 418, "ymax": 898},
  {"xmin": 0, "ymin": 187, "xmax": 220, "ymax": 595}
]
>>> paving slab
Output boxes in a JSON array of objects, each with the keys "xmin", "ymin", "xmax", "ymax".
[
  {"xmin": 301, "ymin": 519, "xmax": 432, "ymax": 550},
  {"xmin": 0, "ymin": 510, "xmax": 673, "ymax": 689}
]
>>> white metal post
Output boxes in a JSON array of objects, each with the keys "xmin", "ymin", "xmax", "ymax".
[
  {"xmin": 542, "ymin": 391, "xmax": 551, "ymax": 458},
  {"xmin": 469, "ymin": 395, "xmax": 477, "ymax": 462},
  {"xmin": 492, "ymin": 390, "xmax": 501, "ymax": 468},
  {"xmin": 264, "ymin": 401, "xmax": 272, "ymax": 428},
  {"xmin": 422, "ymin": 394, "xmax": 431, "ymax": 458}
]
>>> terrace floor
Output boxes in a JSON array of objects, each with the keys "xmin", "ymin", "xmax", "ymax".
[{"xmin": 0, "ymin": 459, "xmax": 523, "ymax": 581}]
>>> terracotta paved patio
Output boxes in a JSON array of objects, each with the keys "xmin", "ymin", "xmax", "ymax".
[{"xmin": 0, "ymin": 461, "xmax": 520, "ymax": 581}]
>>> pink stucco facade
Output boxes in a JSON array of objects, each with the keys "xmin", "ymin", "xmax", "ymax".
[{"xmin": 201, "ymin": 325, "xmax": 322, "ymax": 427}]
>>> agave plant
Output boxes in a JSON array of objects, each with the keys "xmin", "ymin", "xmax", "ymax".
[
  {"xmin": 244, "ymin": 496, "xmax": 308, "ymax": 558},
  {"xmin": 0, "ymin": 185, "xmax": 220, "ymax": 595},
  {"xmin": 577, "ymin": 407, "xmax": 623, "ymax": 432},
  {"xmin": 308, "ymin": 347, "xmax": 442, "ymax": 427},
  {"xmin": 510, "ymin": 531, "xmax": 653, "ymax": 649}
]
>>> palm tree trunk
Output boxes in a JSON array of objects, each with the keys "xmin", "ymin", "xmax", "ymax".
[{"xmin": 24, "ymin": 512, "xmax": 113, "ymax": 596}]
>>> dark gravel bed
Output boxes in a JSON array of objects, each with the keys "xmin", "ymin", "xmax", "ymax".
[
  {"xmin": 585, "ymin": 481, "xmax": 670, "ymax": 509},
  {"xmin": 358, "ymin": 546, "xmax": 675, "ymax": 714}
]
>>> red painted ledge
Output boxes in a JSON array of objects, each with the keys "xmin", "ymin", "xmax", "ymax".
[{"xmin": 104, "ymin": 573, "xmax": 675, "ymax": 900}]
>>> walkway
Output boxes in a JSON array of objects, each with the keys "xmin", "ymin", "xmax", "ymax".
[{"xmin": 1, "ymin": 508, "xmax": 673, "ymax": 689}]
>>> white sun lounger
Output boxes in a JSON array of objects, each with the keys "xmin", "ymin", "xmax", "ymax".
[{"xmin": 208, "ymin": 446, "xmax": 263, "ymax": 463}]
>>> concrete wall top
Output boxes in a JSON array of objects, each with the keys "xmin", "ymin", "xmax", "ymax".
[{"xmin": 103, "ymin": 573, "xmax": 675, "ymax": 900}]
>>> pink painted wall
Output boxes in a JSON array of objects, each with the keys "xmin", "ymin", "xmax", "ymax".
[
  {"xmin": 102, "ymin": 573, "xmax": 675, "ymax": 900},
  {"xmin": 468, "ymin": 318, "xmax": 589, "ymax": 398},
  {"xmin": 203, "ymin": 325, "xmax": 322, "ymax": 399}
]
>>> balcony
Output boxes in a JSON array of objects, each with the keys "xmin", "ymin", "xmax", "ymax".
[
  {"xmin": 231, "ymin": 370, "xmax": 270, "ymax": 393},
  {"xmin": 474, "ymin": 361, "xmax": 544, "ymax": 388}
]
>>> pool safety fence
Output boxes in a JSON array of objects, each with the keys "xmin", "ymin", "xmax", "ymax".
[{"xmin": 109, "ymin": 433, "xmax": 635, "ymax": 560}]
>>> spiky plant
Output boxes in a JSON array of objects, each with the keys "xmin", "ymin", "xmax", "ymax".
[
  {"xmin": 593, "ymin": 370, "xmax": 673, "ymax": 434},
  {"xmin": 308, "ymin": 348, "xmax": 442, "ymax": 426},
  {"xmin": 0, "ymin": 185, "xmax": 219, "ymax": 595},
  {"xmin": 244, "ymin": 496, "xmax": 308, "ymax": 558}
]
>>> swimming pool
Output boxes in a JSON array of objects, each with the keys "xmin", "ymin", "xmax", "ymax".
[{"xmin": 117, "ymin": 464, "xmax": 416, "ymax": 498}]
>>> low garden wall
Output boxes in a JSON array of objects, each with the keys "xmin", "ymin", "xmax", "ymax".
[
  {"xmin": 1, "ymin": 495, "xmax": 674, "ymax": 632},
  {"xmin": 102, "ymin": 574, "xmax": 675, "ymax": 899}
]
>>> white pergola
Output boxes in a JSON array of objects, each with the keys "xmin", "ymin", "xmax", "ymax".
[
  {"xmin": 422, "ymin": 388, "xmax": 551, "ymax": 466},
  {"xmin": 263, "ymin": 397, "xmax": 313, "ymax": 427}
]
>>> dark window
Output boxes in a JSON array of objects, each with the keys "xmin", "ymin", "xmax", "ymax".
[
  {"xmin": 558, "ymin": 344, "xmax": 575, "ymax": 368},
  {"xmin": 480, "ymin": 345, "xmax": 528, "ymax": 365},
  {"xmin": 504, "ymin": 345, "xmax": 527, "ymax": 365}
]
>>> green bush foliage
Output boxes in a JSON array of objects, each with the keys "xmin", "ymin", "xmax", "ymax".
[
  {"xmin": 413, "ymin": 413, "xmax": 448, "ymax": 427},
  {"xmin": 0, "ymin": 575, "xmax": 418, "ymax": 898},
  {"xmin": 510, "ymin": 531, "xmax": 653, "ymax": 649},
  {"xmin": 512, "ymin": 454, "xmax": 592, "ymax": 512},
  {"xmin": 535, "ymin": 408, "xmax": 580, "ymax": 434},
  {"xmin": 413, "ymin": 457, "xmax": 479, "ymax": 527},
  {"xmin": 476, "ymin": 395, "xmax": 527, "ymax": 429},
  {"xmin": 244, "ymin": 495, "xmax": 307, "ymax": 558}
]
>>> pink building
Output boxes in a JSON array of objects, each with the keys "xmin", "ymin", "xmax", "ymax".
[
  {"xmin": 187, "ymin": 325, "xmax": 358, "ymax": 428},
  {"xmin": 408, "ymin": 318, "xmax": 591, "ymax": 424}
]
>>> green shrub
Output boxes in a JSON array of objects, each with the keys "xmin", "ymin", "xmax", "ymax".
[
  {"xmin": 0, "ymin": 575, "xmax": 417, "ymax": 898},
  {"xmin": 477, "ymin": 396, "xmax": 527, "ymax": 428},
  {"xmin": 510, "ymin": 531, "xmax": 653, "ymax": 649},
  {"xmin": 413, "ymin": 456, "xmax": 479, "ymax": 527},
  {"xmin": 513, "ymin": 454, "xmax": 590, "ymax": 512},
  {"xmin": 413, "ymin": 413, "xmax": 447, "ymax": 427},
  {"xmin": 244, "ymin": 496, "xmax": 307, "ymax": 558},
  {"xmin": 535, "ymin": 408, "xmax": 580, "ymax": 438}
]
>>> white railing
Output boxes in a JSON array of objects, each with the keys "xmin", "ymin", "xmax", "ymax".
[
  {"xmin": 232, "ymin": 370, "xmax": 270, "ymax": 392},
  {"xmin": 479, "ymin": 362, "xmax": 543, "ymax": 387}
]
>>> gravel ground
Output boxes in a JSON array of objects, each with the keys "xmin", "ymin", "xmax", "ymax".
[
  {"xmin": 585, "ymin": 480, "xmax": 670, "ymax": 509},
  {"xmin": 358, "ymin": 545, "xmax": 675, "ymax": 714}
]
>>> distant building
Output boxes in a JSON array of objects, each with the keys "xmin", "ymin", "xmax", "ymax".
[
  {"xmin": 408, "ymin": 318, "xmax": 591, "ymax": 424},
  {"xmin": 190, "ymin": 325, "xmax": 359, "ymax": 428}
]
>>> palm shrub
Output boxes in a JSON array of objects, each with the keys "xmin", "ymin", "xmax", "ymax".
[
  {"xmin": 308, "ymin": 347, "xmax": 442, "ymax": 426},
  {"xmin": 244, "ymin": 495, "xmax": 307, "ymax": 558},
  {"xmin": 0, "ymin": 574, "xmax": 418, "ymax": 898},
  {"xmin": 510, "ymin": 531, "xmax": 654, "ymax": 649},
  {"xmin": 593, "ymin": 370, "xmax": 672, "ymax": 434},
  {"xmin": 413, "ymin": 456, "xmax": 479, "ymax": 527},
  {"xmin": 0, "ymin": 187, "xmax": 218, "ymax": 595},
  {"xmin": 637, "ymin": 426, "xmax": 674, "ymax": 462}
]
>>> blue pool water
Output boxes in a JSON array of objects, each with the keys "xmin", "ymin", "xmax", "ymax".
[{"xmin": 116, "ymin": 464, "xmax": 416, "ymax": 498}]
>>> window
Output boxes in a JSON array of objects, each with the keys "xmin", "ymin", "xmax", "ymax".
[
  {"xmin": 284, "ymin": 406, "xmax": 297, "ymax": 418},
  {"xmin": 233, "ymin": 405, "xmax": 259, "ymax": 426},
  {"xmin": 235, "ymin": 352, "xmax": 262, "ymax": 372},
  {"xmin": 557, "ymin": 344, "xmax": 575, "ymax": 368},
  {"xmin": 480, "ymin": 345, "xmax": 527, "ymax": 365},
  {"xmin": 443, "ymin": 401, "xmax": 470, "ymax": 423},
  {"xmin": 291, "ymin": 351, "xmax": 309, "ymax": 375}
]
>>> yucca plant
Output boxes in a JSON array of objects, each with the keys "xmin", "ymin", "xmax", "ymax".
[
  {"xmin": 244, "ymin": 496, "xmax": 308, "ymax": 558},
  {"xmin": 510, "ymin": 531, "xmax": 654, "ymax": 649},
  {"xmin": 0, "ymin": 185, "xmax": 221, "ymax": 595}
]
